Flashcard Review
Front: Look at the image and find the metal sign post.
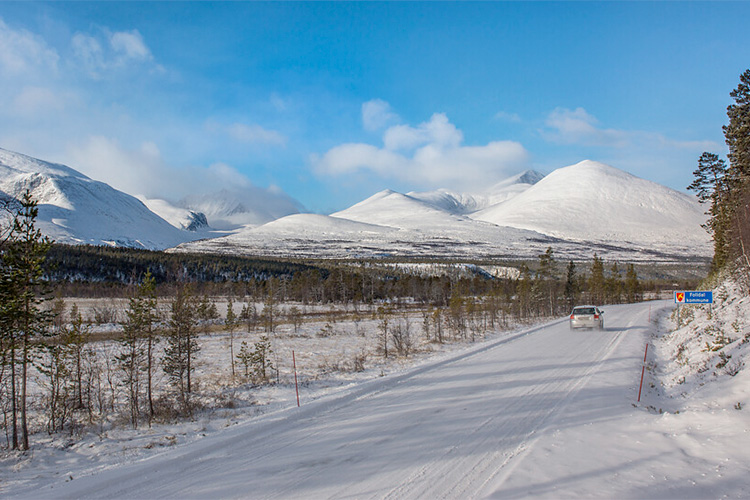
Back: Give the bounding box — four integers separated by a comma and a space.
674, 291, 714, 328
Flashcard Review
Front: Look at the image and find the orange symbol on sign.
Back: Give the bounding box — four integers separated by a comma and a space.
676, 292, 685, 303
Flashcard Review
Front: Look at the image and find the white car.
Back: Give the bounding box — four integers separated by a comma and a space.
569, 305, 604, 330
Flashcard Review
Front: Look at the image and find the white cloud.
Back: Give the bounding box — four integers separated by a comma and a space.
71, 33, 103, 75
542, 107, 718, 152
72, 28, 159, 78
270, 93, 290, 111
227, 123, 287, 147
110, 30, 152, 62
315, 108, 530, 190
65, 136, 302, 215
0, 18, 59, 76
11, 86, 67, 115
314, 143, 407, 178
383, 113, 463, 151
362, 99, 399, 132
494, 111, 522, 123
543, 107, 629, 148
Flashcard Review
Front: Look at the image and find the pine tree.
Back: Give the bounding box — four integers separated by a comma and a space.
534, 247, 557, 315
0, 191, 53, 449
139, 272, 158, 426
250, 335, 274, 383
163, 284, 199, 413
723, 69, 750, 269
724, 69, 750, 182
118, 291, 148, 428
64, 304, 91, 411
688, 152, 732, 269
262, 286, 279, 333
236, 341, 252, 378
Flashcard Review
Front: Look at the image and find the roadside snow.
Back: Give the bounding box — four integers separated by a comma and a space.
2, 279, 749, 498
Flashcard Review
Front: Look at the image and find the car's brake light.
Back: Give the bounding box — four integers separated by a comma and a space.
594, 314, 599, 319
570, 314, 575, 319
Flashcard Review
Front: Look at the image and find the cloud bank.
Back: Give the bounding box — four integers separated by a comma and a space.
66, 137, 302, 218
542, 107, 717, 151
315, 102, 530, 191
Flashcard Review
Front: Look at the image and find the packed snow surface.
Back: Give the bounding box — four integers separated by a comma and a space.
8, 300, 749, 499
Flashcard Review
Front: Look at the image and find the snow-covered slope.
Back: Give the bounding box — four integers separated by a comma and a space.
137, 196, 210, 232
332, 189, 470, 230
473, 160, 710, 250
0, 148, 200, 250
408, 169, 545, 214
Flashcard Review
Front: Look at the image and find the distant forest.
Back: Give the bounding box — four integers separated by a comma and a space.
42, 243, 699, 305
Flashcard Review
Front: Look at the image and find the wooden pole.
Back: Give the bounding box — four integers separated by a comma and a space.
637, 344, 649, 402
293, 350, 300, 407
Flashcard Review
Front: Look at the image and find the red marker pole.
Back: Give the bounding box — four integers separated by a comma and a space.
637, 344, 649, 402
293, 350, 300, 407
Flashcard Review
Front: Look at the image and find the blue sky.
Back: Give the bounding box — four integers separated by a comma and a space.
1, 2, 749, 213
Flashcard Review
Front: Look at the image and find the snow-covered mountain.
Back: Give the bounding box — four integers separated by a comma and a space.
0, 147, 711, 261
177, 161, 711, 262
472, 160, 708, 247
0, 148, 202, 250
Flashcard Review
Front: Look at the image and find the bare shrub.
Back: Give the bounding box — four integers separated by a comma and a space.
352, 350, 368, 372
391, 317, 413, 357
92, 305, 119, 324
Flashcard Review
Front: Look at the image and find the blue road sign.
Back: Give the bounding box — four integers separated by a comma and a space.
674, 291, 713, 304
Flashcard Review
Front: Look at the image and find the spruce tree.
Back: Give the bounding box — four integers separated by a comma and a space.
588, 253, 606, 305
625, 264, 641, 303
563, 261, 580, 310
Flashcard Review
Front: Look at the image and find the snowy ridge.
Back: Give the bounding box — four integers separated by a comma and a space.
0, 148, 201, 250
137, 196, 210, 232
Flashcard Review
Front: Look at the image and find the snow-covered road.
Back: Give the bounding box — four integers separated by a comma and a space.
20, 302, 690, 499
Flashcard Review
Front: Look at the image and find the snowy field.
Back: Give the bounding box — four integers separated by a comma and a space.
3, 288, 749, 499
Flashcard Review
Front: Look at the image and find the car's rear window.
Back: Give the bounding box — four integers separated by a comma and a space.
573, 307, 596, 315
